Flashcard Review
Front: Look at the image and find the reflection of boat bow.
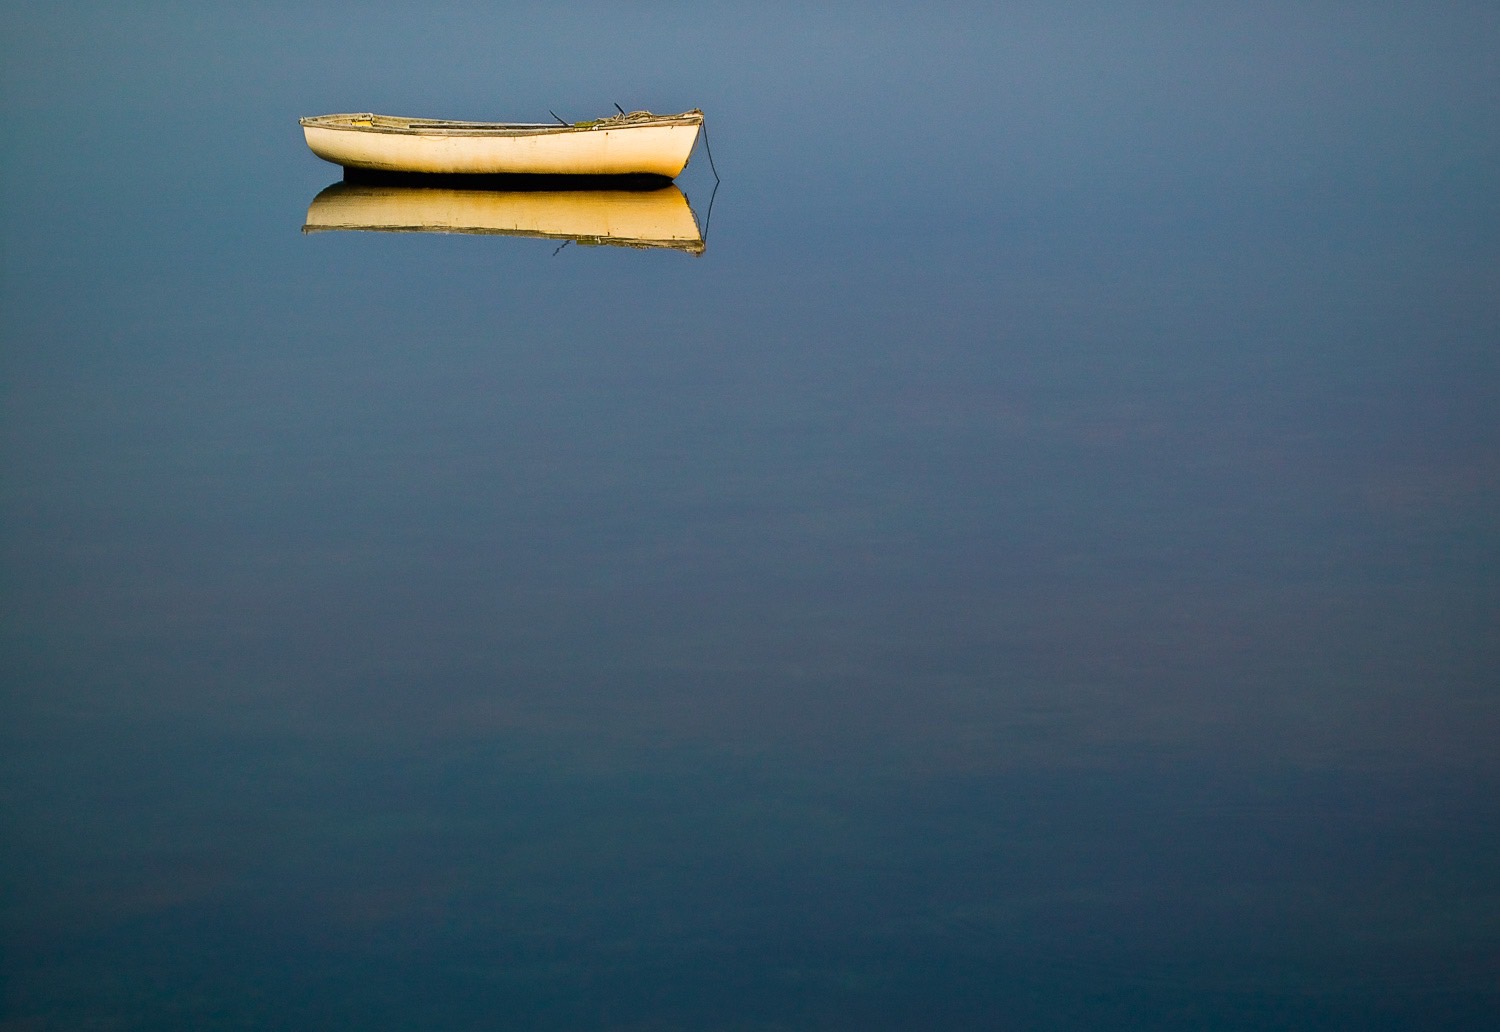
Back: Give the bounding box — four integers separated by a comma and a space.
302, 182, 705, 254
300, 110, 703, 179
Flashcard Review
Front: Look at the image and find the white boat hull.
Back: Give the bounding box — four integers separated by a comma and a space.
300, 111, 703, 178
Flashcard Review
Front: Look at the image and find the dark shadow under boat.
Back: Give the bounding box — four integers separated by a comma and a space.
340, 166, 678, 191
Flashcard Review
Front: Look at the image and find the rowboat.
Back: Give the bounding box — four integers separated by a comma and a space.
299, 109, 703, 179
302, 182, 705, 254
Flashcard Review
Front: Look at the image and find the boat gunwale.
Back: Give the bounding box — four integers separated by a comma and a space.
300, 111, 704, 137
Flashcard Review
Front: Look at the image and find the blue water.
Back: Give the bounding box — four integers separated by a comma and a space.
3, 4, 1497, 1029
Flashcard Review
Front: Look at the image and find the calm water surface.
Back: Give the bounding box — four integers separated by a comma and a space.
3, 5, 1497, 1029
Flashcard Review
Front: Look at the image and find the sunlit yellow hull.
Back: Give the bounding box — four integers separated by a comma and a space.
300, 111, 703, 178
302, 182, 705, 254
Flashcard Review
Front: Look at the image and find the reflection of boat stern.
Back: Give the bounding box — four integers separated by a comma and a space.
302, 181, 705, 254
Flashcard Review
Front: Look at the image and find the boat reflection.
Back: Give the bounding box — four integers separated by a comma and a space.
302, 179, 705, 254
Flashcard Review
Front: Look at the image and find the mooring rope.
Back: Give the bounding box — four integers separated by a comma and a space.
699, 118, 721, 185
